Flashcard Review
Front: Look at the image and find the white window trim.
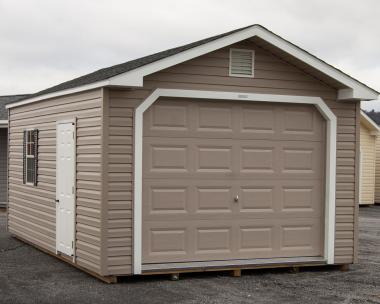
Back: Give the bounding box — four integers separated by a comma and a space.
24, 129, 36, 185
25, 156, 35, 185
229, 48, 255, 78
133, 88, 337, 274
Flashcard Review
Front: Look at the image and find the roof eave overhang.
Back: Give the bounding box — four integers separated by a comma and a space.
7, 25, 379, 110
0, 120, 8, 128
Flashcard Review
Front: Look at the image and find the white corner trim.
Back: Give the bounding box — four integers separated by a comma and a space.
6, 80, 109, 109
133, 88, 337, 274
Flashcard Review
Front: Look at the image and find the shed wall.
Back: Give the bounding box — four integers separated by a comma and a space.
105, 40, 359, 275
0, 128, 7, 205
374, 136, 380, 203
359, 124, 376, 204
7, 89, 104, 274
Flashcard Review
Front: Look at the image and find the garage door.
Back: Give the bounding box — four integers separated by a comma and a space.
142, 98, 325, 264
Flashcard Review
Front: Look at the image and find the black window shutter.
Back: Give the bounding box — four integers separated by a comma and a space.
23, 130, 26, 184
33, 129, 38, 186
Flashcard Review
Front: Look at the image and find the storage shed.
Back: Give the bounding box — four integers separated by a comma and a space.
6, 25, 379, 281
0, 95, 29, 207
375, 127, 380, 204
359, 111, 380, 205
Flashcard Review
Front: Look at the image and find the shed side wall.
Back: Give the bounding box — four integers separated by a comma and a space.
359, 124, 376, 204
0, 128, 7, 205
105, 40, 358, 275
374, 136, 380, 203
7, 89, 104, 274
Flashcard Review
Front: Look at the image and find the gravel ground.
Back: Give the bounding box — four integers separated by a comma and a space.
1, 206, 380, 304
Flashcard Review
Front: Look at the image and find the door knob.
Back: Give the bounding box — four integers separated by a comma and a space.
234, 195, 239, 202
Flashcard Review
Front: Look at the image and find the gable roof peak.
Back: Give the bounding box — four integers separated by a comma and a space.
8, 24, 378, 109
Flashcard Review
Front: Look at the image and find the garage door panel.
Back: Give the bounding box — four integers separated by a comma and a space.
148, 144, 189, 173
143, 226, 189, 261
143, 138, 324, 180
239, 226, 274, 252
279, 142, 324, 177
142, 219, 322, 263
144, 99, 325, 142
240, 103, 277, 135
196, 103, 234, 133
143, 99, 191, 133
143, 179, 323, 220
196, 145, 233, 173
280, 219, 322, 254
142, 98, 325, 265
279, 105, 325, 138
196, 187, 234, 213
147, 187, 189, 215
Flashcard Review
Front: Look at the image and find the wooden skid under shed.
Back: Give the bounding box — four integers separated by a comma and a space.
11, 234, 351, 282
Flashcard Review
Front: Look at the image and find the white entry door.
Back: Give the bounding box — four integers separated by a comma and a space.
56, 121, 76, 256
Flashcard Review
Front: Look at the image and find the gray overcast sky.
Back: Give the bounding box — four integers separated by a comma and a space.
0, 0, 379, 109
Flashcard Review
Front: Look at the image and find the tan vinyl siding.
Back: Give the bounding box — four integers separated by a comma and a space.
375, 136, 380, 203
104, 90, 133, 275
359, 124, 376, 204
7, 89, 104, 274
105, 40, 358, 275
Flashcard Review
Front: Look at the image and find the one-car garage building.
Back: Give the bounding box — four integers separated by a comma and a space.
6, 25, 379, 281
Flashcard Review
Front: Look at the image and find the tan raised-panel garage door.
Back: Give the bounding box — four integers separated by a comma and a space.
142, 98, 326, 264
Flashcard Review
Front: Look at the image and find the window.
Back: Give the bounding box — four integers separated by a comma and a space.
229, 48, 255, 77
23, 129, 38, 185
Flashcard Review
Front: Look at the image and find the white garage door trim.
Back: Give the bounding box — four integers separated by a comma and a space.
133, 88, 337, 274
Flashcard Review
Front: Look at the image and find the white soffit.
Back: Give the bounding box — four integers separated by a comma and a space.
7, 25, 379, 109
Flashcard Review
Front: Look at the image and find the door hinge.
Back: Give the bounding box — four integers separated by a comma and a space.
72, 132, 75, 140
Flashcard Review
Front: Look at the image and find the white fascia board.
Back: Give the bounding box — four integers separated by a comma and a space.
6, 80, 109, 109
109, 25, 378, 101
361, 110, 380, 133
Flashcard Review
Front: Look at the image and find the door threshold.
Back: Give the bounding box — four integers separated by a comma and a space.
142, 256, 326, 273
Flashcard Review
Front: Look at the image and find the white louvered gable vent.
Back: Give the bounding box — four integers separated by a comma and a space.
229, 49, 254, 77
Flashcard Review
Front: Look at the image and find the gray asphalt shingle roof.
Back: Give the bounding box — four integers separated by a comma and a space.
22, 25, 252, 101
0, 95, 30, 120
